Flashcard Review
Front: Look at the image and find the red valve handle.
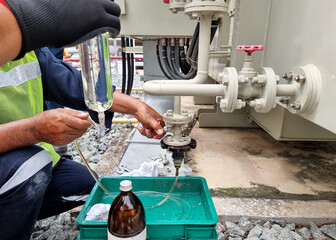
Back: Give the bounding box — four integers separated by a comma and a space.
236, 45, 264, 54
163, 0, 170, 3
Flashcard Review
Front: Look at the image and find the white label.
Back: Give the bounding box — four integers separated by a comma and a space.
108, 227, 146, 240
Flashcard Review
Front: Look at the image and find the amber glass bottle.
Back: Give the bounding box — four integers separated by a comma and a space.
107, 180, 146, 239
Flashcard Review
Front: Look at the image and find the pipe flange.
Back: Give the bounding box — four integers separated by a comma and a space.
163, 111, 192, 125
254, 67, 277, 113
220, 67, 239, 113
162, 135, 192, 147
184, 1, 228, 19
285, 64, 322, 115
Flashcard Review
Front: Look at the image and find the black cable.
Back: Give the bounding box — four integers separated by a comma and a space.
170, 39, 181, 76
170, 38, 196, 79
186, 19, 221, 70
162, 39, 182, 79
179, 39, 191, 74
210, 19, 221, 42
179, 38, 197, 78
125, 38, 131, 95
126, 38, 134, 95
121, 37, 126, 94
156, 39, 172, 79
186, 22, 199, 67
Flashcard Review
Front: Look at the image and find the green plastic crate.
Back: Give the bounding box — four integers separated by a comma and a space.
77, 176, 218, 240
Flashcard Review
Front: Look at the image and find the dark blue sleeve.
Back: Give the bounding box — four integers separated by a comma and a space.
35, 48, 114, 128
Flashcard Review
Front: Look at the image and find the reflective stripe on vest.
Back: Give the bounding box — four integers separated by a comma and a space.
0, 51, 60, 167
0, 150, 52, 195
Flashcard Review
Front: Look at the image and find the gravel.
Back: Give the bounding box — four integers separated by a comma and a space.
217, 218, 336, 240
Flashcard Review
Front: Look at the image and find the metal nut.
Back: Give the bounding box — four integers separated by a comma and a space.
166, 110, 174, 116
290, 102, 301, 110
217, 72, 224, 83
282, 72, 293, 80
222, 76, 230, 86
220, 99, 228, 110
279, 97, 290, 104
235, 99, 246, 109
295, 75, 306, 83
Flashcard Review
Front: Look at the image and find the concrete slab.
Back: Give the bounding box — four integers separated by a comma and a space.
214, 197, 336, 225
188, 126, 336, 195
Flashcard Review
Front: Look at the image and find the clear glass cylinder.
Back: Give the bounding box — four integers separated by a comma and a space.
78, 33, 113, 113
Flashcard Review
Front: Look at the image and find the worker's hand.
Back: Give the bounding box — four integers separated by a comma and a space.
135, 103, 165, 139
4, 0, 121, 59
33, 108, 91, 145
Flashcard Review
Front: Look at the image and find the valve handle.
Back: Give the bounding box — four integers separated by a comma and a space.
163, 0, 170, 3
236, 45, 264, 54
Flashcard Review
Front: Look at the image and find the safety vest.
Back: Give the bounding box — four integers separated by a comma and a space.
0, 51, 61, 167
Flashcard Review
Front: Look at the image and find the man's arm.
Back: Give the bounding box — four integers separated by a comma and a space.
37, 48, 165, 138
110, 92, 165, 139
0, 109, 91, 153
1, 0, 120, 61
0, 4, 21, 66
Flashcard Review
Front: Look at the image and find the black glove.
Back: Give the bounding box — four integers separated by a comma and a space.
4, 0, 121, 59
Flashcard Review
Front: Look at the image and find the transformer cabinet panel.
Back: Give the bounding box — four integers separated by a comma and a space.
117, 0, 196, 38
233, 0, 336, 140
249, 106, 336, 141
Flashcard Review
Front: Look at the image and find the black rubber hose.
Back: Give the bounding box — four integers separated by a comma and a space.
125, 38, 132, 95
170, 39, 181, 76
186, 22, 199, 67
186, 19, 221, 70
189, 37, 199, 70
179, 39, 191, 74
162, 39, 181, 79
156, 40, 172, 80
210, 19, 221, 42
126, 38, 134, 95
170, 39, 196, 79
121, 37, 127, 94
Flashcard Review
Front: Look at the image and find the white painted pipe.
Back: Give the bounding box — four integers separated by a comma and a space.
276, 85, 298, 97
143, 83, 225, 96
143, 14, 214, 96
174, 96, 181, 114
195, 14, 212, 84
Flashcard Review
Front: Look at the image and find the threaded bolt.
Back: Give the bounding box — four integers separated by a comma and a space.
295, 75, 306, 83
282, 72, 293, 80
279, 97, 289, 104
290, 102, 301, 110
166, 110, 174, 116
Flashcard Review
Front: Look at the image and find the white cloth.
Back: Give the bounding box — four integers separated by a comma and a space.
85, 203, 111, 221
123, 161, 165, 177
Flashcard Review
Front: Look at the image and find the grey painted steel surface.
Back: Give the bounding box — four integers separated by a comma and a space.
118, 0, 196, 38
223, 0, 336, 140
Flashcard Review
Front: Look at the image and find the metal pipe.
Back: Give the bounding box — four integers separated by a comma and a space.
276, 85, 298, 97
196, 15, 212, 83
143, 14, 216, 96
143, 83, 225, 96
174, 96, 181, 114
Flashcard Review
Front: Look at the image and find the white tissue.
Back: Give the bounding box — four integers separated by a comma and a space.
85, 203, 111, 221
123, 161, 165, 177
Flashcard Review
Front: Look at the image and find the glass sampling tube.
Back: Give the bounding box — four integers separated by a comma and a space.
78, 33, 113, 136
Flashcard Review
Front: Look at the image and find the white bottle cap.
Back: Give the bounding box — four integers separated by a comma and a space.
120, 180, 132, 192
